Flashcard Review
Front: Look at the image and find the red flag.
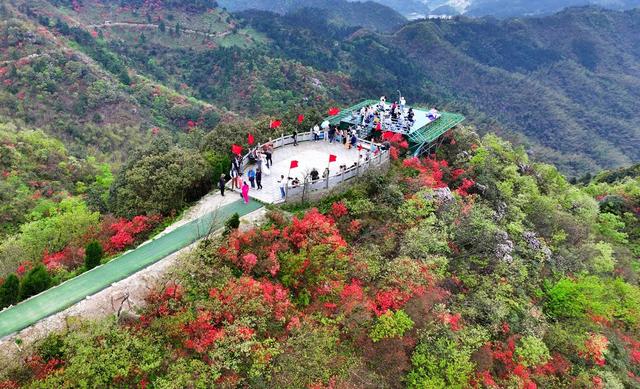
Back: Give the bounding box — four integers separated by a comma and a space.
328, 107, 340, 116
329, 154, 337, 163
248, 133, 255, 145
270, 120, 282, 129
357, 145, 363, 152
297, 114, 304, 124
290, 160, 299, 169
231, 144, 242, 155
382, 131, 394, 140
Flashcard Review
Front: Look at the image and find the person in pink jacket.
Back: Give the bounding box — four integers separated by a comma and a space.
241, 181, 250, 204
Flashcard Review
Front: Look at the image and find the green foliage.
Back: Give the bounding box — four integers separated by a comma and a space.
369, 310, 414, 342
84, 241, 103, 270
18, 197, 100, 261
0, 274, 20, 308
109, 141, 210, 217
407, 326, 489, 389
270, 324, 357, 388
545, 276, 640, 326
34, 319, 164, 388
597, 213, 628, 243
224, 212, 240, 235
18, 264, 51, 300
515, 335, 550, 367
590, 241, 616, 274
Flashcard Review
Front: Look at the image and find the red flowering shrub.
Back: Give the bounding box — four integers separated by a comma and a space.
330, 202, 348, 219
16, 261, 32, 276
221, 208, 348, 285
456, 178, 476, 197
42, 246, 84, 271
182, 310, 225, 353
102, 215, 161, 254
581, 333, 608, 366
24, 355, 64, 380
439, 312, 462, 331
209, 276, 294, 325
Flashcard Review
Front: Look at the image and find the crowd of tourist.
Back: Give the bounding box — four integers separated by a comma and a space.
222, 100, 416, 202
347, 96, 440, 135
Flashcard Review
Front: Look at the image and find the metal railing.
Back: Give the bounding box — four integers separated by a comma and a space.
237, 131, 390, 203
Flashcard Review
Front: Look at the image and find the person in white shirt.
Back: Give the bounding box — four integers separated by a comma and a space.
400, 96, 406, 112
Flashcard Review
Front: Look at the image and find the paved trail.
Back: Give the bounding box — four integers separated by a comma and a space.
0, 198, 262, 339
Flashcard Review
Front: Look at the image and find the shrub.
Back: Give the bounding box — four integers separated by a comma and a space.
84, 241, 103, 270
0, 274, 20, 308
19, 264, 51, 300
544, 276, 640, 326
369, 310, 414, 342
224, 213, 240, 235
515, 335, 550, 367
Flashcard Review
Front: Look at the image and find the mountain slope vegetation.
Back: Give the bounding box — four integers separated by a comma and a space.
2, 126, 639, 388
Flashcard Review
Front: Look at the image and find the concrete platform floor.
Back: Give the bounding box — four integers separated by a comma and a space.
236, 139, 363, 204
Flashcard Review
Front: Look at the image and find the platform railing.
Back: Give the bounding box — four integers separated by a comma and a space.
235, 131, 389, 203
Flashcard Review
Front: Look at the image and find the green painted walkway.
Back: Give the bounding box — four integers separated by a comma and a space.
0, 199, 263, 339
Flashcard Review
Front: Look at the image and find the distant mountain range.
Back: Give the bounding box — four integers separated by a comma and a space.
343, 0, 640, 18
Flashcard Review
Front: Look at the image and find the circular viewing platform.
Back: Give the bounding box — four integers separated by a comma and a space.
236, 132, 390, 204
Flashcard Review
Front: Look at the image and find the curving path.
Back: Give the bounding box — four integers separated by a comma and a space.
0, 199, 262, 339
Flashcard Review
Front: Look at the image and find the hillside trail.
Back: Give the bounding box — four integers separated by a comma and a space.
87, 21, 237, 39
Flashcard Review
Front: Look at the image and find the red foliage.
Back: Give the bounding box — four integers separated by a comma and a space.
0, 381, 19, 389
103, 215, 161, 254
439, 312, 462, 331
580, 333, 608, 366
402, 157, 447, 189
42, 246, 84, 271
25, 355, 63, 380
16, 261, 31, 276
209, 276, 293, 324
369, 288, 411, 316
330, 202, 348, 219
182, 310, 225, 353
534, 353, 571, 376
456, 178, 476, 197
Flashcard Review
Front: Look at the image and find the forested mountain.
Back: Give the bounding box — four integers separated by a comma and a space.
2, 1, 639, 175
217, 0, 407, 32
229, 6, 640, 175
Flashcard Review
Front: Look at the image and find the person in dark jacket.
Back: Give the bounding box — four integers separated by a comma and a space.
218, 173, 226, 196
256, 168, 263, 190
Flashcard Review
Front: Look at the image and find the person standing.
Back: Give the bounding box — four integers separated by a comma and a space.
241, 181, 250, 204
278, 175, 286, 199
248, 168, 256, 188
256, 168, 263, 190
230, 167, 238, 190
265, 142, 273, 168
218, 173, 226, 196
292, 130, 298, 146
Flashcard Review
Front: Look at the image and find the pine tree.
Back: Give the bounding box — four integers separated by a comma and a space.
0, 274, 20, 309
85, 241, 104, 270
19, 265, 51, 300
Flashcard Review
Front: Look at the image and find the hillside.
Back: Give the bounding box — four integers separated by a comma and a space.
2, 126, 639, 388
217, 0, 407, 32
